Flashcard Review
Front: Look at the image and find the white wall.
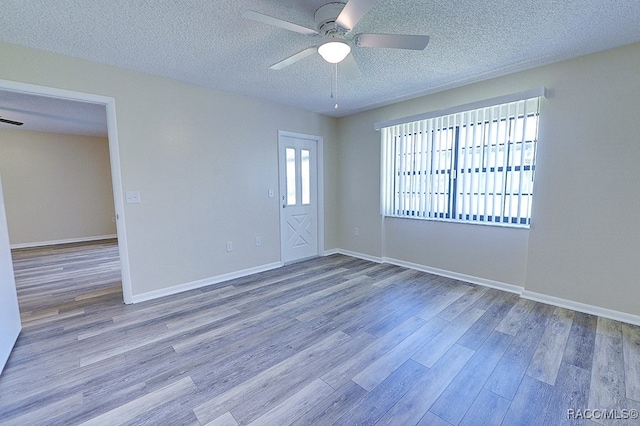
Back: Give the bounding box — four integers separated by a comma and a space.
524, 44, 640, 316
0, 41, 339, 298
336, 77, 533, 288
0, 129, 116, 246
337, 42, 640, 317
0, 175, 21, 373
2, 39, 638, 320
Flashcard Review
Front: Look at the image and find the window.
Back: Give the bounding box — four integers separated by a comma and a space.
380, 94, 542, 227
301, 149, 311, 205
285, 147, 311, 206
285, 147, 296, 205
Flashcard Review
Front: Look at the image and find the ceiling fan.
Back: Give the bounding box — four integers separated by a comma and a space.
0, 116, 23, 126
243, 0, 430, 79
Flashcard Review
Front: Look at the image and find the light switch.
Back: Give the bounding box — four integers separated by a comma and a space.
125, 191, 141, 204
268, 189, 274, 198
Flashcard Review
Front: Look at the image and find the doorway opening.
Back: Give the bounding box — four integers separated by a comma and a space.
0, 78, 132, 305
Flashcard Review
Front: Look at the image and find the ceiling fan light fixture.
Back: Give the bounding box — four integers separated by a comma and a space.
318, 41, 351, 64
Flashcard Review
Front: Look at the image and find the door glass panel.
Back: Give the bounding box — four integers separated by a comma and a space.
286, 148, 296, 205
301, 149, 310, 205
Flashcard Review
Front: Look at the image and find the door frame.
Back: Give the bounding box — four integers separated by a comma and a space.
0, 78, 133, 304
0, 175, 21, 374
277, 130, 324, 263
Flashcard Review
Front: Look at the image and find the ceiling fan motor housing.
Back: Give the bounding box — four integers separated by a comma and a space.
315, 3, 347, 37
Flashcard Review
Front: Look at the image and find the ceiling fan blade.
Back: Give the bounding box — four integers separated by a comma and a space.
355, 34, 430, 50
341, 53, 362, 80
336, 0, 376, 30
243, 10, 318, 35
269, 47, 318, 70
0, 117, 24, 126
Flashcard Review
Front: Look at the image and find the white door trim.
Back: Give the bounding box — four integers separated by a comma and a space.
0, 175, 21, 374
0, 78, 133, 304
278, 130, 324, 263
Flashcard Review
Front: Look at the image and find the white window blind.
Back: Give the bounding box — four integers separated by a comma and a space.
380, 93, 542, 227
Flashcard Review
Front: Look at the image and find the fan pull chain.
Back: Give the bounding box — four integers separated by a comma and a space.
330, 65, 335, 100
332, 63, 339, 109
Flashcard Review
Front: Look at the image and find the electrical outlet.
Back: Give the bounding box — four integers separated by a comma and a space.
125, 191, 141, 204
255, 236, 262, 247
226, 241, 233, 252
355, 227, 360, 236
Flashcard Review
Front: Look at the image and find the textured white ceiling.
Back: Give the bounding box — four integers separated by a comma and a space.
1, 0, 640, 133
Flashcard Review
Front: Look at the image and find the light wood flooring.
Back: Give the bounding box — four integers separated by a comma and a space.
1, 240, 639, 425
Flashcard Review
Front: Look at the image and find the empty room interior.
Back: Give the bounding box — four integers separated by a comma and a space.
1, 0, 640, 424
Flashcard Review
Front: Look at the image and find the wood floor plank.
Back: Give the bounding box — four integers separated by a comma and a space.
459, 388, 511, 426
436, 284, 488, 321
589, 318, 628, 425
543, 361, 591, 426
289, 381, 368, 426
79, 376, 197, 426
173, 274, 369, 354
483, 309, 547, 400
371, 268, 423, 288
625, 399, 640, 425
21, 307, 85, 328
0, 353, 129, 411
363, 301, 424, 337
429, 331, 513, 424
204, 411, 238, 426
376, 343, 475, 426
622, 323, 640, 401
79, 323, 175, 367
1, 393, 84, 426
20, 307, 59, 322
352, 316, 448, 391
321, 284, 415, 338
495, 297, 536, 336
502, 375, 556, 425
563, 311, 598, 371
247, 378, 334, 426
294, 274, 380, 323
456, 291, 518, 350
2, 241, 638, 425
417, 411, 453, 426
412, 307, 485, 367
334, 359, 428, 425
412, 277, 472, 322
320, 315, 427, 389
193, 331, 351, 424
165, 306, 241, 333
75, 284, 122, 301
526, 306, 575, 385
228, 332, 375, 424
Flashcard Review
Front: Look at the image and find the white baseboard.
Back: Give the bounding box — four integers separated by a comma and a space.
330, 248, 640, 326
522, 290, 640, 327
131, 261, 283, 304
322, 248, 340, 256
332, 249, 383, 264
383, 256, 524, 295
11, 234, 117, 249
329, 249, 521, 294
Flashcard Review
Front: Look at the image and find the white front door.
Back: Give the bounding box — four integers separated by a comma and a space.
279, 133, 319, 263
